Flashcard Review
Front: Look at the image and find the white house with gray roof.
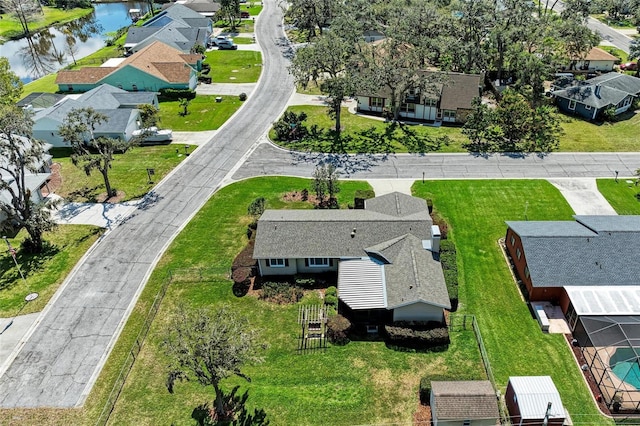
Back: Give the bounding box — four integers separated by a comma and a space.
32, 84, 158, 147
253, 192, 451, 323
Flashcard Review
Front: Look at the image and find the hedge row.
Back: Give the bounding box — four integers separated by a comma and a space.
158, 88, 196, 101
384, 324, 450, 350
440, 239, 458, 311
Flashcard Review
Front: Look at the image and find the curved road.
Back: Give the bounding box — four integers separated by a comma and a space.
0, 0, 294, 408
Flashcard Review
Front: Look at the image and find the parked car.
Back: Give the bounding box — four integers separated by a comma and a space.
620, 62, 638, 71
211, 35, 230, 46
132, 127, 173, 144
240, 11, 250, 18
217, 39, 238, 50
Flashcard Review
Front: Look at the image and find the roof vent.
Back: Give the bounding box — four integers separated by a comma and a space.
351, 228, 356, 238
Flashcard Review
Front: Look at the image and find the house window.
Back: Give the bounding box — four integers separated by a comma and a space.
510, 235, 516, 246
267, 258, 287, 267
516, 248, 521, 260
424, 98, 437, 106
400, 103, 416, 113
132, 84, 138, 92
524, 266, 530, 279
308, 257, 329, 267
585, 105, 592, 110
442, 110, 456, 119
67, 85, 73, 91
568, 100, 576, 110
404, 89, 419, 103
463, 421, 471, 426
624, 97, 632, 107
370, 97, 384, 108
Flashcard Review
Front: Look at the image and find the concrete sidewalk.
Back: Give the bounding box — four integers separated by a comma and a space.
52, 200, 140, 229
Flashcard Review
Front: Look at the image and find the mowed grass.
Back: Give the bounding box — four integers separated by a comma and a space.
204, 50, 262, 83
158, 95, 243, 131
0, 225, 103, 318
413, 180, 613, 426
102, 177, 485, 425
277, 105, 640, 153
51, 145, 186, 202
21, 74, 58, 96
0, 7, 92, 40
597, 178, 640, 214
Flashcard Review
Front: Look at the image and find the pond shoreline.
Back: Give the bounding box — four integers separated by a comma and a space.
0, 6, 94, 43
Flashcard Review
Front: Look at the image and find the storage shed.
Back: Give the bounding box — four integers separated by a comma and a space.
506, 376, 566, 426
430, 380, 500, 426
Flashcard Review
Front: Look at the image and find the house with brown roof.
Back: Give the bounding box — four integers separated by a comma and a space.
55, 41, 202, 93
430, 380, 500, 426
356, 71, 483, 124
566, 46, 618, 72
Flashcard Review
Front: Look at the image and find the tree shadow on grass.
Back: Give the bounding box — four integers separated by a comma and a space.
191, 386, 269, 426
0, 242, 59, 291
67, 185, 103, 203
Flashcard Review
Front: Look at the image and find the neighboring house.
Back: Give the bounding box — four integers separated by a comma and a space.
0, 136, 52, 230
566, 46, 618, 72
356, 72, 483, 124
362, 30, 385, 43
16, 93, 65, 112
161, 0, 221, 17
505, 215, 640, 329
552, 73, 640, 120
55, 41, 202, 93
253, 192, 451, 323
33, 84, 158, 147
125, 4, 213, 54
430, 381, 500, 426
505, 376, 566, 426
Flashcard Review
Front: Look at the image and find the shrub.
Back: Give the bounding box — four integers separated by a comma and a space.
384, 324, 450, 349
324, 294, 338, 307
232, 267, 251, 284
273, 111, 308, 141
248, 197, 266, 217
239, 92, 247, 101
601, 105, 617, 122
431, 211, 449, 240
260, 281, 303, 304
294, 275, 315, 287
426, 198, 433, 213
325, 286, 337, 297
440, 239, 458, 311
301, 188, 309, 201
327, 314, 351, 345
158, 88, 196, 101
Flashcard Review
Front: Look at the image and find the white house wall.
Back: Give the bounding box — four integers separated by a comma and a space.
574, 59, 615, 72
258, 258, 298, 275
295, 258, 337, 274
393, 302, 443, 322
33, 117, 67, 147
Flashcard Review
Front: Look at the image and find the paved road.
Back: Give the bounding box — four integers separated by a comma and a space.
554, 0, 632, 53
0, 0, 294, 408
233, 144, 640, 180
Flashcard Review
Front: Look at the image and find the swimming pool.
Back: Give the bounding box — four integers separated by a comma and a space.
610, 348, 640, 390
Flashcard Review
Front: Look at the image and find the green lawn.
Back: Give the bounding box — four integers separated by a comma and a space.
98, 177, 485, 425
277, 104, 640, 153
232, 36, 255, 44
51, 145, 187, 203
0, 6, 92, 40
413, 180, 612, 425
597, 178, 640, 214
21, 73, 58, 96
598, 45, 628, 63
272, 105, 467, 153
204, 50, 262, 83
0, 225, 103, 318
158, 95, 243, 131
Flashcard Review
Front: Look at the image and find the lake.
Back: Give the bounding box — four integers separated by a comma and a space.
0, 1, 148, 82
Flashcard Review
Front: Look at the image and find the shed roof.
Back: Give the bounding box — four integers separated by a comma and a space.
431, 381, 499, 420
508, 376, 565, 420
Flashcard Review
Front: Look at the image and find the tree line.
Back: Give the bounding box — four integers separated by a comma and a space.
288, 0, 602, 153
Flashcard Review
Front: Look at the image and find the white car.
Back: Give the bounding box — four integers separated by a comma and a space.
132, 127, 173, 144
211, 35, 230, 46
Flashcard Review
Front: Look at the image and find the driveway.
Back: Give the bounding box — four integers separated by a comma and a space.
549, 178, 618, 215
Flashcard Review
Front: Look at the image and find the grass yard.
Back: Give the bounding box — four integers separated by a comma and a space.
598, 45, 628, 63
51, 145, 186, 202
272, 105, 468, 153
158, 95, 243, 131
0, 225, 103, 318
0, 7, 92, 40
558, 112, 640, 151
232, 36, 255, 44
413, 180, 613, 426
597, 178, 640, 214
98, 177, 485, 425
204, 50, 262, 83
21, 73, 58, 96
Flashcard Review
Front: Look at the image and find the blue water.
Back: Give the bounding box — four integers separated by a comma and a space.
0, 1, 146, 81
610, 348, 640, 389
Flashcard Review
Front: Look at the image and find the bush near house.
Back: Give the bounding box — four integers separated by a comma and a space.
158, 88, 196, 101
260, 280, 303, 304
327, 314, 351, 345
384, 322, 450, 350
440, 239, 458, 311
353, 189, 375, 209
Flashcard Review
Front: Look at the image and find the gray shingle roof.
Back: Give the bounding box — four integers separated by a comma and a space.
16, 92, 65, 109
552, 73, 640, 108
508, 216, 640, 288
93, 109, 138, 133
431, 381, 500, 421
382, 234, 450, 309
